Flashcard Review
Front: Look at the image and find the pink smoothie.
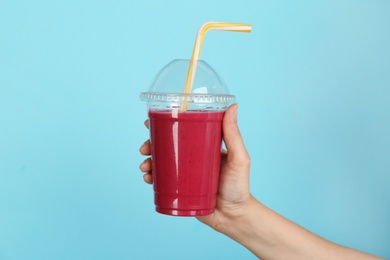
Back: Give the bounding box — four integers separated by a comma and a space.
148, 110, 225, 216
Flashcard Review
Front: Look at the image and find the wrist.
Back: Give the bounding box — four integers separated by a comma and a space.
217, 195, 266, 240
216, 196, 281, 258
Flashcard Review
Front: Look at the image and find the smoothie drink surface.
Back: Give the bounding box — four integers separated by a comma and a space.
149, 109, 224, 216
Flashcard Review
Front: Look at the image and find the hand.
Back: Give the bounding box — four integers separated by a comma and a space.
139, 105, 384, 259
139, 104, 252, 232
195, 104, 252, 231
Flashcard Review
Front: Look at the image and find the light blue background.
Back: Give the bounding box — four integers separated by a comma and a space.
1, 0, 389, 259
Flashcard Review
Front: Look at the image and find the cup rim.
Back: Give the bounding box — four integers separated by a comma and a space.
139, 92, 236, 104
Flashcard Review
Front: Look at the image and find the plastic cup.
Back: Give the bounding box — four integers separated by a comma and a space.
140, 59, 235, 216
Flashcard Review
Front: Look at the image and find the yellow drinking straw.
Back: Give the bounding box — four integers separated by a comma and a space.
181, 21, 252, 111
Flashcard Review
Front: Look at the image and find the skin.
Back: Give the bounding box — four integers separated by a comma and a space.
139, 104, 383, 260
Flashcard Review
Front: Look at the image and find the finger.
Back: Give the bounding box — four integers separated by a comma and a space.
222, 104, 250, 167
144, 119, 149, 129
140, 157, 153, 184
139, 139, 151, 155
139, 157, 152, 172
143, 173, 153, 184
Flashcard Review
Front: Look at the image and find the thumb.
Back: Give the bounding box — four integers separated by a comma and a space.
223, 104, 250, 166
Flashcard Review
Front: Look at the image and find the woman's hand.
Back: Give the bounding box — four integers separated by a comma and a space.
138, 104, 252, 231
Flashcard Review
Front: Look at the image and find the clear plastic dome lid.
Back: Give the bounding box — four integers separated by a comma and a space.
140, 59, 235, 110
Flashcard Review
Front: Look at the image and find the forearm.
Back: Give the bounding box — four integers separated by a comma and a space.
219, 196, 382, 260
